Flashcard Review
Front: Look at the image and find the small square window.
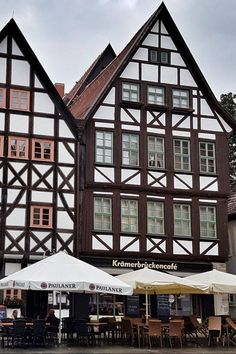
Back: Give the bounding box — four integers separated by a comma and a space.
172, 89, 189, 109
160, 51, 169, 64
122, 83, 139, 102
32, 139, 54, 161
30, 205, 53, 228
150, 50, 158, 63
147, 86, 165, 105
10, 89, 30, 111
8, 136, 28, 159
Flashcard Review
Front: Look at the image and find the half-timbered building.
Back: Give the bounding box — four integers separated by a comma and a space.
0, 19, 78, 315
68, 3, 236, 316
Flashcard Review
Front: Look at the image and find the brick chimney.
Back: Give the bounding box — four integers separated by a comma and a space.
54, 83, 65, 98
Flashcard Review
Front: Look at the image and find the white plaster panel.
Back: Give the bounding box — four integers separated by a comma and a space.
9, 114, 29, 133
132, 48, 148, 61
180, 69, 197, 87
160, 21, 168, 34
193, 117, 198, 130
124, 173, 140, 185
120, 236, 139, 252
178, 117, 191, 129
92, 234, 113, 250
34, 92, 55, 114
193, 98, 198, 115
32, 164, 53, 186
95, 122, 114, 129
201, 118, 223, 132
174, 174, 192, 189
160, 36, 176, 50
216, 114, 232, 133
172, 130, 190, 137
57, 240, 73, 253
34, 75, 44, 89
31, 191, 53, 203
198, 133, 215, 140
59, 119, 74, 138
121, 169, 139, 182
103, 87, 115, 104
7, 162, 28, 185
141, 63, 158, 82
95, 167, 114, 183
147, 239, 166, 253
7, 189, 26, 204
93, 105, 115, 120
200, 242, 218, 255
201, 99, 214, 116
174, 240, 192, 254
171, 52, 186, 67
172, 114, 184, 127
121, 124, 140, 131
120, 62, 139, 80
121, 108, 140, 123
147, 127, 165, 134
158, 114, 166, 126
5, 262, 21, 276
200, 177, 218, 191
6, 208, 25, 226
58, 193, 74, 208
151, 20, 159, 33
160, 66, 177, 84
142, 33, 158, 47
0, 113, 5, 130
11, 60, 30, 86
34, 116, 54, 136
57, 211, 73, 229
12, 39, 23, 56
0, 58, 6, 83
58, 142, 74, 164
121, 109, 134, 123
0, 37, 7, 53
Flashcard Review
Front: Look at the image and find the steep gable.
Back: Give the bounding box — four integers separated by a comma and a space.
69, 3, 235, 131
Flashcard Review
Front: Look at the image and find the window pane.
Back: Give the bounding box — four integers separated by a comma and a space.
95, 131, 113, 164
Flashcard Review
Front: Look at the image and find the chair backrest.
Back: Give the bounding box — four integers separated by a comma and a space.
208, 316, 221, 331
13, 320, 26, 336
226, 317, 236, 330
168, 320, 183, 337
189, 315, 200, 328
148, 320, 162, 336
121, 318, 132, 335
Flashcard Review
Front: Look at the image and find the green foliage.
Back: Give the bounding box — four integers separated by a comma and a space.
3, 297, 24, 307
220, 92, 236, 179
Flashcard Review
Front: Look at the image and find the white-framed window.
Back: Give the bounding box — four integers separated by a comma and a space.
147, 86, 165, 105
200, 206, 217, 238
95, 131, 113, 164
174, 204, 191, 237
148, 136, 165, 168
121, 199, 138, 233
10, 89, 30, 111
122, 133, 139, 166
94, 197, 112, 231
172, 89, 189, 109
147, 201, 164, 234
174, 139, 191, 171
199, 142, 216, 174
122, 83, 139, 102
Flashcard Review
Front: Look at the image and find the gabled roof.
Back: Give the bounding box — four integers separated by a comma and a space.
0, 19, 78, 137
69, 2, 236, 130
64, 43, 116, 107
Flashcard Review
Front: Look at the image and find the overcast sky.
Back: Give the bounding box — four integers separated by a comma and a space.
0, 0, 235, 99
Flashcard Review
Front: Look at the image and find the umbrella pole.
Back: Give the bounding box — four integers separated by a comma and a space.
145, 291, 148, 324
96, 293, 99, 321
58, 291, 62, 344
113, 294, 116, 317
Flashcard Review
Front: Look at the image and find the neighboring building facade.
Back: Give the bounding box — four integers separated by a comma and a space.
68, 4, 236, 316
0, 20, 78, 315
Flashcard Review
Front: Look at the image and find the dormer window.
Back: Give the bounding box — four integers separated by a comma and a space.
122, 83, 139, 102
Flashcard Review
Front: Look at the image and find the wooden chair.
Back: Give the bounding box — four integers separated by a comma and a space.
167, 320, 184, 348
208, 316, 222, 346
144, 319, 162, 348
121, 318, 135, 345
224, 317, 236, 347
185, 315, 207, 345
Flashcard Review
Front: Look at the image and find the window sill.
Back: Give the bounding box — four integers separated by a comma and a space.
200, 237, 218, 241
171, 107, 194, 114
148, 167, 167, 172
199, 173, 218, 177
120, 101, 143, 109
146, 104, 168, 111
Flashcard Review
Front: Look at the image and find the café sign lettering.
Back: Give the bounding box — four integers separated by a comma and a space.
112, 259, 178, 271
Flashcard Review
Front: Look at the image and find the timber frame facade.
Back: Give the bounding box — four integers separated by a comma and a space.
0, 20, 79, 285
68, 3, 236, 272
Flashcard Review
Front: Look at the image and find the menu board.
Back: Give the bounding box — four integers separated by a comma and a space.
126, 295, 140, 317
156, 294, 170, 319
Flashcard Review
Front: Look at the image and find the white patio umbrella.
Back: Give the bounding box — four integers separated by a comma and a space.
0, 251, 132, 342
186, 269, 236, 293
117, 267, 207, 322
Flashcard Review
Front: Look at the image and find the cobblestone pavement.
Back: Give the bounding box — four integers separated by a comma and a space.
1, 345, 236, 354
